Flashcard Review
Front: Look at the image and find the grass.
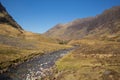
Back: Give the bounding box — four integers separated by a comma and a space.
0, 24, 22, 37
0, 34, 71, 73
45, 39, 120, 80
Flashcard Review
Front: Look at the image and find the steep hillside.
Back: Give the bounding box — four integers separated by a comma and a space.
0, 2, 24, 37
0, 3, 23, 30
44, 6, 120, 41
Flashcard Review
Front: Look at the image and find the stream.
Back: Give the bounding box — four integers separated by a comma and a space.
0, 47, 75, 80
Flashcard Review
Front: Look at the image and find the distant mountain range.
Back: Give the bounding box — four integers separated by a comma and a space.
44, 6, 120, 41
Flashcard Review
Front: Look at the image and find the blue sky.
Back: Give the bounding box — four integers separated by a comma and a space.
0, 0, 120, 33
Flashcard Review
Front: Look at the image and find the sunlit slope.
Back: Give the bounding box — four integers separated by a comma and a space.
45, 39, 120, 80
45, 6, 120, 41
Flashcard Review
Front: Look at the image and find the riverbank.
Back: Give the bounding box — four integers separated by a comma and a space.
44, 39, 120, 80
0, 47, 75, 80
0, 41, 71, 74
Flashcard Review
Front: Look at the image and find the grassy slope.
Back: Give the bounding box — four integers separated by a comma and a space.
0, 37, 71, 72
0, 24, 23, 37
46, 39, 120, 80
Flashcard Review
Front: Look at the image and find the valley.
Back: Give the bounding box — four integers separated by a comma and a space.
0, 2, 71, 75
0, 2, 120, 80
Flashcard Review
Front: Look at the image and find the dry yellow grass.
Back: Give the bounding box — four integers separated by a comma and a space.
0, 42, 71, 71
0, 24, 23, 37
46, 39, 120, 80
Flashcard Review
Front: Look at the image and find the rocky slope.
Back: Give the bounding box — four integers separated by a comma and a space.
44, 6, 120, 41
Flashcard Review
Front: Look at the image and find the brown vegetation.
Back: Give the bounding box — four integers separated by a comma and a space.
44, 6, 120, 40
44, 39, 120, 80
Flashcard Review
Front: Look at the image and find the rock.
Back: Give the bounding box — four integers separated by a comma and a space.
102, 69, 120, 80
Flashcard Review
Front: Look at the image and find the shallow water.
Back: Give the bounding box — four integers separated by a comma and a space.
0, 48, 74, 80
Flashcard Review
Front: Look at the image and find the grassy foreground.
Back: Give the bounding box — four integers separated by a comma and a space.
0, 39, 71, 73
44, 39, 120, 80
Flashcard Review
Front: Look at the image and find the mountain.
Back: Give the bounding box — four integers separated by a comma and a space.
44, 6, 120, 80
44, 6, 120, 41
0, 3, 23, 30
0, 2, 24, 37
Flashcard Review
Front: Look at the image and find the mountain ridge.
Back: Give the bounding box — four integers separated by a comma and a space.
44, 6, 120, 41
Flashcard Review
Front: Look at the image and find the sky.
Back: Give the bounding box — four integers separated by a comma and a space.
0, 0, 120, 33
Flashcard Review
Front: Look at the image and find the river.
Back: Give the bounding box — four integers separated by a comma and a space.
0, 47, 75, 80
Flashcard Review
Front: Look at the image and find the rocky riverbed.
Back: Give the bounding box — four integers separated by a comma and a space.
0, 47, 75, 80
